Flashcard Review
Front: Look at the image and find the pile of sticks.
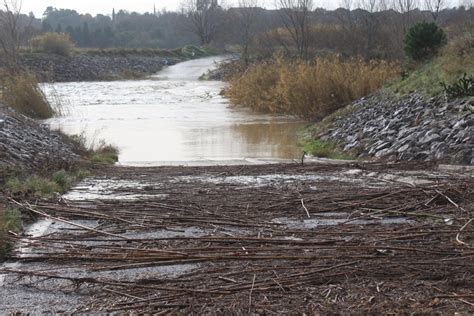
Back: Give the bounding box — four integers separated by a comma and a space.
2, 162, 473, 314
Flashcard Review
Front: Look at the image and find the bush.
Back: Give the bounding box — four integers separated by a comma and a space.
441, 73, 474, 98
226, 56, 399, 120
404, 22, 447, 61
0, 72, 57, 119
30, 32, 75, 57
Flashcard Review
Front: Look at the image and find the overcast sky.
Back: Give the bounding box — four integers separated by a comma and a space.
20, 0, 340, 17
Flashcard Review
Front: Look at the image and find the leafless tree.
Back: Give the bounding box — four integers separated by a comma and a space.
358, 0, 380, 58
424, 0, 449, 20
232, 0, 261, 64
181, 0, 222, 45
0, 0, 24, 73
276, 0, 313, 58
394, 0, 420, 31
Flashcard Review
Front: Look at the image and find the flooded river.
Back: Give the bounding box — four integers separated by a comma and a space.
44, 56, 306, 165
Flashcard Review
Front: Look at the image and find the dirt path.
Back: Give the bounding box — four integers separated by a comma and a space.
1, 161, 473, 314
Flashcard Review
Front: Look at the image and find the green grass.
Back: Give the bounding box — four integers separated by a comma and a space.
391, 35, 474, 96
5, 169, 90, 198
90, 145, 120, 164
0, 208, 22, 261
303, 139, 353, 160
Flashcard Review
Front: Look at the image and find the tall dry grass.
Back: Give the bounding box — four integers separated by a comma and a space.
30, 32, 75, 57
0, 72, 58, 119
226, 56, 400, 120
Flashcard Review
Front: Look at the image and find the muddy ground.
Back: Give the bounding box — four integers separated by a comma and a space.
1, 161, 473, 314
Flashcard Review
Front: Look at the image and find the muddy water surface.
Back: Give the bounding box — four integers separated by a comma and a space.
44, 56, 306, 165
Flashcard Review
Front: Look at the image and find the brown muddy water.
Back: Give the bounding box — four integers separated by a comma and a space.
44, 56, 307, 165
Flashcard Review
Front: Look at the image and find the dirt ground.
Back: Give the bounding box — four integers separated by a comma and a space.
1, 161, 473, 314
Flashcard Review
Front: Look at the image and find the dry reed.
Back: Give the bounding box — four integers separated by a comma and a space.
226, 56, 400, 120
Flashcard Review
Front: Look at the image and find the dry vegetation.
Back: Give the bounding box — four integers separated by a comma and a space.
30, 32, 75, 57
226, 55, 400, 120
0, 72, 58, 119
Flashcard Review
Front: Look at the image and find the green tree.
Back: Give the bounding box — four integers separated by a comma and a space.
404, 22, 447, 61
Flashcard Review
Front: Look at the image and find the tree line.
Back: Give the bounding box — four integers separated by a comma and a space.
1, 0, 473, 60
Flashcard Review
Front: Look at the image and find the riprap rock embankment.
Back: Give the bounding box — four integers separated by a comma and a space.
319, 92, 473, 165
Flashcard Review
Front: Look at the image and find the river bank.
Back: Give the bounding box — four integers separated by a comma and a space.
306, 92, 473, 165
20, 46, 213, 82
0, 104, 79, 172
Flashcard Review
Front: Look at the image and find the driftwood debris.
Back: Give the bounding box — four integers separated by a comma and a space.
1, 162, 473, 314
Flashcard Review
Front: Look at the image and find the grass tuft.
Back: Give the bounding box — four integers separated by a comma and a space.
303, 139, 353, 160
0, 208, 22, 261
0, 72, 59, 119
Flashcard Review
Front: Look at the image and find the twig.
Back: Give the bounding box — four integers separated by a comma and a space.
456, 219, 473, 247
301, 199, 310, 219
249, 274, 256, 313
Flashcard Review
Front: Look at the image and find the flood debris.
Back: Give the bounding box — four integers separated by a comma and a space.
1, 161, 473, 314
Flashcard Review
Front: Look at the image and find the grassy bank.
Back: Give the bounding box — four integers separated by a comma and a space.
392, 35, 474, 96
0, 133, 119, 261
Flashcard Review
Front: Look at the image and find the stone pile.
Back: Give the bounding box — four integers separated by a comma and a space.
320, 92, 473, 165
20, 54, 175, 82
0, 104, 79, 171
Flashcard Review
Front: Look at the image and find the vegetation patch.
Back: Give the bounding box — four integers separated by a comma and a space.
393, 35, 474, 96
30, 32, 75, 57
226, 55, 399, 120
62, 132, 120, 165
5, 169, 89, 198
0, 208, 22, 260
0, 72, 59, 119
303, 139, 353, 160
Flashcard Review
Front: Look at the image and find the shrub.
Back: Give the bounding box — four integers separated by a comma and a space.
226, 56, 399, 120
0, 72, 57, 119
441, 73, 474, 98
30, 32, 75, 57
0, 208, 22, 260
404, 22, 447, 61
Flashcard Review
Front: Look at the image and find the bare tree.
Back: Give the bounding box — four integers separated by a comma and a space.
231, 0, 261, 64
182, 0, 222, 45
0, 0, 24, 73
276, 0, 313, 58
424, 0, 449, 20
394, 0, 420, 31
358, 0, 380, 58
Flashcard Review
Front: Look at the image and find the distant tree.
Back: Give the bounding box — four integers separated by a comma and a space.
55, 23, 62, 33
182, 0, 222, 45
395, 0, 420, 31
404, 21, 447, 60
42, 21, 52, 32
232, 0, 261, 64
277, 0, 314, 59
0, 0, 32, 73
424, 0, 448, 20
82, 22, 90, 46
358, 0, 381, 58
